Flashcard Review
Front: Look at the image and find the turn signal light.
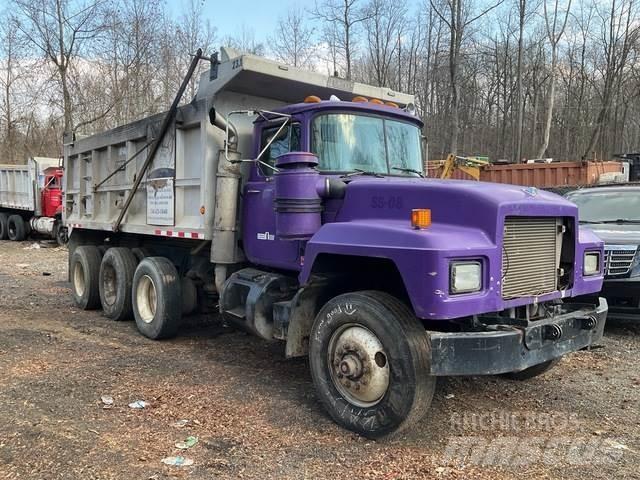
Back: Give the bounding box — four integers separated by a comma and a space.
411, 209, 431, 229
304, 95, 321, 103
352, 96, 368, 102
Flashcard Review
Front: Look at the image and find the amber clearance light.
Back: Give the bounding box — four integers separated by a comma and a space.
411, 209, 431, 229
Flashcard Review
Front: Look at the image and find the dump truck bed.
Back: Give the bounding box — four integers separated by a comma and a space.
63, 48, 414, 240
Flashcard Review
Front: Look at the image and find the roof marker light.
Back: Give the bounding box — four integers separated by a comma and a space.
304, 95, 321, 103
385, 101, 399, 108
352, 96, 368, 103
370, 99, 384, 105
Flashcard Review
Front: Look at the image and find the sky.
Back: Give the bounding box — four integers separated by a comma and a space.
169, 0, 303, 41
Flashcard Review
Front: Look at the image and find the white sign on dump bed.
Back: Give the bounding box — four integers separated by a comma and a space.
146, 124, 176, 226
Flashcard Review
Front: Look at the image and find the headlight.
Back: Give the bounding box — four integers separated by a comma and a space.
584, 252, 600, 276
450, 261, 482, 294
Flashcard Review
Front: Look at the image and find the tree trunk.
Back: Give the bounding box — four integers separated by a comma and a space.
536, 48, 557, 159
515, 0, 525, 162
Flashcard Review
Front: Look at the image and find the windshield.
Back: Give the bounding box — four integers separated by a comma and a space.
311, 113, 423, 175
568, 190, 640, 222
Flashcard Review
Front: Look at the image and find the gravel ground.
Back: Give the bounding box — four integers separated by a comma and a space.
0, 239, 638, 479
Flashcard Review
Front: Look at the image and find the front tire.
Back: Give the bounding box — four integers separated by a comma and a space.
55, 224, 68, 246
99, 248, 137, 321
7, 215, 26, 241
309, 291, 435, 439
132, 257, 182, 339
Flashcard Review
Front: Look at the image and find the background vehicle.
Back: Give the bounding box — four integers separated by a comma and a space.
64, 48, 607, 438
567, 185, 640, 319
0, 157, 67, 244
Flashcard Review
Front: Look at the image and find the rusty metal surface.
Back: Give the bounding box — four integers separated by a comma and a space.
427, 161, 623, 188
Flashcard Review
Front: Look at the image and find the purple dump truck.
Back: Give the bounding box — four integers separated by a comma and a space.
63, 48, 607, 438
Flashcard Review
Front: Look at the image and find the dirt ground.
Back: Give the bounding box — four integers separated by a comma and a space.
0, 239, 638, 480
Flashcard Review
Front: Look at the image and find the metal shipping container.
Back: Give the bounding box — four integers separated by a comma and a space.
427, 160, 623, 187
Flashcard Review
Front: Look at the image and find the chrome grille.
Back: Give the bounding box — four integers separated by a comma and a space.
604, 246, 637, 277
502, 217, 560, 299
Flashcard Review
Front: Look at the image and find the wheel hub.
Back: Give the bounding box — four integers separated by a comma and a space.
328, 325, 390, 407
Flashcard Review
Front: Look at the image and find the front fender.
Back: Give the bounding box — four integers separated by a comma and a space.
300, 219, 496, 319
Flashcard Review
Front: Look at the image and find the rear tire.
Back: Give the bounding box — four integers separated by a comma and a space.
309, 291, 435, 439
502, 359, 559, 380
0, 213, 8, 240
132, 257, 182, 339
7, 215, 26, 241
99, 248, 138, 321
70, 245, 102, 310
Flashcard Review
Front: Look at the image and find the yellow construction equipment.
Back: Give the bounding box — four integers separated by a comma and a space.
440, 154, 490, 180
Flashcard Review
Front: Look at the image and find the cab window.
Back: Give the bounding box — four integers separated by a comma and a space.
258, 122, 301, 175
45, 176, 60, 188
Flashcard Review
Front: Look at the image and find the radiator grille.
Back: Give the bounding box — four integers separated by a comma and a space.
502, 217, 559, 299
604, 246, 637, 277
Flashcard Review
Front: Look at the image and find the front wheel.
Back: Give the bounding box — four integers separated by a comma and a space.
309, 291, 435, 439
55, 224, 68, 246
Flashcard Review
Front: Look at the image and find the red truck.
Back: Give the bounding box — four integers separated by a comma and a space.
0, 157, 67, 244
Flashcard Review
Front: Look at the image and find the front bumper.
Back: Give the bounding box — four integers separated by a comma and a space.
600, 277, 640, 319
428, 298, 608, 376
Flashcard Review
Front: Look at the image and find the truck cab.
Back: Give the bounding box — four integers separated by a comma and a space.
64, 48, 608, 439
41, 167, 64, 219
243, 100, 423, 270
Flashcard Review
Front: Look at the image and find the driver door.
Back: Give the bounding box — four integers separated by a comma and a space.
242, 122, 303, 270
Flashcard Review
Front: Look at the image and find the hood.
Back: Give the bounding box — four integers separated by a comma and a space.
582, 223, 640, 246
335, 177, 578, 239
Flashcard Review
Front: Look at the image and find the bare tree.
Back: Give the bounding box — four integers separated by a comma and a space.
514, 0, 529, 162
0, 13, 24, 162
583, 0, 639, 159
224, 25, 265, 56
270, 6, 317, 69
535, 0, 572, 159
312, 0, 371, 79
176, 0, 217, 99
13, 0, 106, 134
429, 0, 505, 154
363, 0, 408, 87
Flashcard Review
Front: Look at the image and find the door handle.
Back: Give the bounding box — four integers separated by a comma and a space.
246, 190, 261, 194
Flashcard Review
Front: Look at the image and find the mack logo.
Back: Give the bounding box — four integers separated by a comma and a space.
257, 231, 275, 241
522, 186, 538, 197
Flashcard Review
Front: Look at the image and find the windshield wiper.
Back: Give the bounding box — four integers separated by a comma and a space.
600, 219, 640, 224
391, 166, 424, 177
581, 219, 640, 224
341, 169, 385, 179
